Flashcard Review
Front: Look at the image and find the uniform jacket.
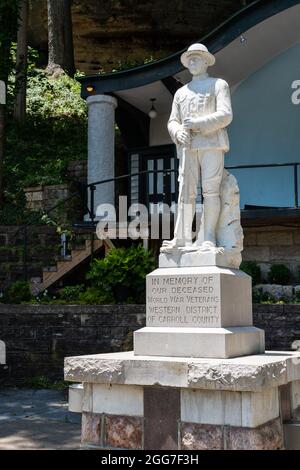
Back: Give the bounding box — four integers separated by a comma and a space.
168, 74, 233, 156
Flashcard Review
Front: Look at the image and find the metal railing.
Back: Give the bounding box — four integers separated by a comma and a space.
16, 161, 300, 282
86, 167, 177, 224
17, 168, 176, 282
15, 186, 85, 282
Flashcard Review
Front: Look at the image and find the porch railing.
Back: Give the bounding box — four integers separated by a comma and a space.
16, 161, 300, 283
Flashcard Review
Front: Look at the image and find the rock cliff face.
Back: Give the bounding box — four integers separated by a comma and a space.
29, 0, 248, 74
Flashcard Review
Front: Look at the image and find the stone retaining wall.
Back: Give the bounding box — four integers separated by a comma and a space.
243, 226, 300, 281
0, 226, 58, 291
0, 303, 299, 380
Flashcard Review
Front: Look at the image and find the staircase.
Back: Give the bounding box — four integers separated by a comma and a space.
31, 237, 115, 294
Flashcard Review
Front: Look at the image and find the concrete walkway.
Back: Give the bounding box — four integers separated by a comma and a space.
0, 388, 81, 450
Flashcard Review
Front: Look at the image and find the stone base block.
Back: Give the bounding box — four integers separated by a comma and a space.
181, 418, 284, 450
65, 351, 300, 449
159, 249, 241, 269
146, 266, 253, 328
134, 326, 265, 359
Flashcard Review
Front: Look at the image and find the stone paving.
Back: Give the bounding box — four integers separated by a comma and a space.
0, 388, 81, 450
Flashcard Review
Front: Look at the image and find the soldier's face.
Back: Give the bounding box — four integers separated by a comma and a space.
188, 55, 207, 75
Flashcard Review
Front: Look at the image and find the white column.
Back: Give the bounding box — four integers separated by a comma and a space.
87, 95, 118, 216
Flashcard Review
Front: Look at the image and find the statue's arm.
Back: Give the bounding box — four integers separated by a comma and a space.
184, 80, 233, 135
199, 79, 233, 135
167, 93, 182, 144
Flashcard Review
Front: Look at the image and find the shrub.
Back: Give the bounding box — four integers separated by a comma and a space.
87, 245, 156, 304
59, 284, 85, 302
6, 281, 32, 304
252, 287, 285, 304
240, 261, 261, 286
0, 46, 88, 225
78, 287, 115, 305
268, 264, 291, 285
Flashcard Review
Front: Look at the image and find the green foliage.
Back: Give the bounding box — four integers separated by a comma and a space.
0, 47, 87, 224
59, 284, 85, 303
295, 290, 300, 302
26, 70, 87, 120
21, 376, 69, 390
240, 261, 261, 286
252, 288, 280, 304
268, 264, 291, 285
78, 286, 115, 305
87, 245, 156, 303
5, 280, 32, 304
31, 289, 58, 304
111, 56, 155, 73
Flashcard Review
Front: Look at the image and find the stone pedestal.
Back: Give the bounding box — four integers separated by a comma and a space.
87, 95, 118, 215
159, 249, 241, 269
134, 265, 264, 359
64, 351, 300, 450
134, 326, 264, 358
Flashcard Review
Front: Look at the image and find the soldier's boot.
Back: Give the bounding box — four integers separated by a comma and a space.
161, 201, 194, 252
201, 195, 222, 250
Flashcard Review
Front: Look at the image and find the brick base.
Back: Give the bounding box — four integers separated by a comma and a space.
81, 413, 284, 450
181, 418, 283, 450
82, 412, 142, 449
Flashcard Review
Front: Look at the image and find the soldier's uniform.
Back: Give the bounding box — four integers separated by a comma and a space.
167, 73, 233, 244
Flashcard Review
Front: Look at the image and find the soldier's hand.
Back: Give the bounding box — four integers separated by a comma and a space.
176, 130, 190, 145
183, 117, 199, 130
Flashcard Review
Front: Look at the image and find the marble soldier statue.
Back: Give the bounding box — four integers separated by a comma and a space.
161, 43, 233, 253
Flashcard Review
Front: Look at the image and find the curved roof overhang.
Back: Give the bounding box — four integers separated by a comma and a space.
78, 0, 300, 101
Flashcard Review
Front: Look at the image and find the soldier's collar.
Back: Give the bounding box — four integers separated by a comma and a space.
192, 72, 209, 81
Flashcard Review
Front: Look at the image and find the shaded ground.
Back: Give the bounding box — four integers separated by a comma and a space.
0, 388, 81, 450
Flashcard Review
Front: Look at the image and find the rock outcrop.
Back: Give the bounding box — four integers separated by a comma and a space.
29, 0, 249, 74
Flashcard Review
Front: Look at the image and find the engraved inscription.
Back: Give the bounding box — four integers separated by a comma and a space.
146, 274, 220, 327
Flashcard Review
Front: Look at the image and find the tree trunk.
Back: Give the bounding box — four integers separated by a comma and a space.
0, 0, 20, 204
14, 0, 29, 125
0, 104, 4, 205
46, 0, 75, 77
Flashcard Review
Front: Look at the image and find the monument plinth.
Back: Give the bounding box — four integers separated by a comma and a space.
134, 265, 264, 358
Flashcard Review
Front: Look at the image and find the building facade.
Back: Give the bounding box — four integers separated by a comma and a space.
78, 0, 300, 280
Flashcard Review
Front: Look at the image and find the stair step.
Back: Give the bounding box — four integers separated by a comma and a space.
55, 255, 72, 262
36, 238, 110, 294
71, 245, 87, 251
43, 266, 58, 273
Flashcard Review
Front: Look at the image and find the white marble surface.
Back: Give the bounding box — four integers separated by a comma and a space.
64, 350, 300, 392
159, 248, 241, 269
146, 266, 252, 328
91, 383, 143, 416
241, 387, 279, 428
216, 170, 243, 255
181, 389, 242, 426
134, 326, 264, 359
291, 379, 300, 413
161, 43, 242, 257
82, 383, 93, 413
181, 387, 279, 428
